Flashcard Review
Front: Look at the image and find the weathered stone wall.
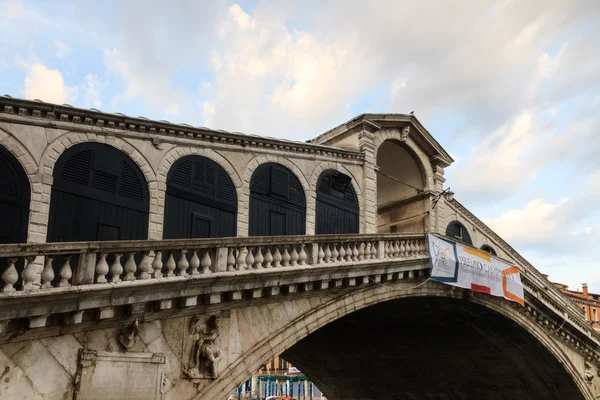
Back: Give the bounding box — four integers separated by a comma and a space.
1, 272, 598, 400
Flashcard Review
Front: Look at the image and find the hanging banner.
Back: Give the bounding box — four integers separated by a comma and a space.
427, 233, 524, 305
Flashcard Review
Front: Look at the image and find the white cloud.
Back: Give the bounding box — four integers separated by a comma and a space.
2, 0, 23, 20
484, 198, 570, 245
54, 40, 71, 59
202, 3, 372, 137
22, 63, 73, 104
449, 111, 538, 201
82, 74, 104, 109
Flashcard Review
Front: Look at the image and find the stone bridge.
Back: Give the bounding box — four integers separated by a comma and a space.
0, 97, 599, 399
0, 232, 599, 399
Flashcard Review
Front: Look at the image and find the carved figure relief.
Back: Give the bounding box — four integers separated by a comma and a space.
401, 125, 410, 141
584, 361, 595, 384
183, 315, 222, 380
118, 319, 140, 350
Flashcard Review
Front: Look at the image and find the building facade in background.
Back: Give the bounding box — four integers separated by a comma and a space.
554, 282, 600, 332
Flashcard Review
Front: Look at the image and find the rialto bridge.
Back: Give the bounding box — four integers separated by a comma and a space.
0, 96, 599, 400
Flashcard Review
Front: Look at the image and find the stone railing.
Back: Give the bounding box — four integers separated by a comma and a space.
0, 233, 427, 295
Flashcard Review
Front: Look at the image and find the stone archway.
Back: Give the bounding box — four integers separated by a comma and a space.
155, 147, 242, 239
195, 281, 593, 400
240, 155, 310, 236
308, 161, 364, 234
38, 132, 156, 241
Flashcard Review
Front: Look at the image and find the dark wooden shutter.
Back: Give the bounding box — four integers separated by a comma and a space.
249, 163, 306, 236
163, 155, 237, 239
0, 145, 30, 244
316, 170, 359, 234
48, 143, 149, 243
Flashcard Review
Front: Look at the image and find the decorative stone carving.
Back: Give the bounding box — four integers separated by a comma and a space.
584, 361, 595, 384
118, 319, 140, 350
401, 125, 410, 140
183, 315, 222, 380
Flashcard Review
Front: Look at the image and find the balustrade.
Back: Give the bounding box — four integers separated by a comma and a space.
0, 234, 427, 294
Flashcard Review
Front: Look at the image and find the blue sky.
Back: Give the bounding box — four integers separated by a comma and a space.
2, 0, 600, 292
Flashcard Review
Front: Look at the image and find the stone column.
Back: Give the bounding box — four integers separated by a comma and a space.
359, 130, 378, 234
432, 164, 446, 234
304, 380, 309, 399
251, 375, 258, 399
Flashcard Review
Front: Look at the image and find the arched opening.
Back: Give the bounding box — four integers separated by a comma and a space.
0, 145, 30, 244
163, 155, 237, 239
249, 163, 306, 236
446, 220, 473, 246
282, 297, 585, 400
315, 169, 359, 234
48, 143, 149, 242
481, 244, 497, 256
376, 139, 426, 233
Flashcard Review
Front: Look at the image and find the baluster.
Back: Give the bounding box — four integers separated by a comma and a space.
398, 240, 405, 257
415, 241, 423, 256
409, 240, 416, 257
152, 251, 163, 278
371, 242, 377, 259
331, 244, 339, 262
236, 247, 246, 270
420, 240, 427, 256
358, 242, 365, 261
273, 247, 282, 268
365, 243, 372, 260
200, 249, 211, 274
110, 253, 123, 282
177, 250, 189, 277
290, 246, 299, 266
318, 244, 325, 264
351, 243, 359, 261
1, 258, 18, 292
59, 256, 72, 287
227, 248, 235, 272
189, 249, 200, 276
95, 253, 109, 283
124, 253, 137, 281
298, 244, 307, 266
384, 242, 391, 258
338, 243, 346, 262
254, 247, 264, 269
282, 247, 291, 267
139, 251, 153, 280
264, 247, 274, 268
41, 256, 55, 289
324, 244, 332, 263
165, 252, 176, 277
22, 255, 37, 290
373, 241, 380, 259
245, 247, 255, 269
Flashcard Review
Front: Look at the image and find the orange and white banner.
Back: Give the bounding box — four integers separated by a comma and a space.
427, 233, 524, 305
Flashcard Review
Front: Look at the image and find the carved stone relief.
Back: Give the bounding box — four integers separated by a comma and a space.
182, 315, 222, 380
118, 318, 140, 350
401, 126, 410, 141
585, 361, 595, 384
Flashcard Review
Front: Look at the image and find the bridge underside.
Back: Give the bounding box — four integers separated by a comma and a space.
283, 296, 584, 400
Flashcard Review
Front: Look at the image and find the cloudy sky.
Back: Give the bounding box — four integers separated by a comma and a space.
1, 0, 599, 292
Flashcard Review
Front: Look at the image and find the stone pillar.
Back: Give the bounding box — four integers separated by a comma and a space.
304, 380, 309, 399
432, 164, 446, 234
251, 375, 258, 399
359, 130, 378, 233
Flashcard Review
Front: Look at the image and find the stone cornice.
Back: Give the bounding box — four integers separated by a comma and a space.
0, 96, 364, 162
310, 113, 453, 167
447, 199, 600, 345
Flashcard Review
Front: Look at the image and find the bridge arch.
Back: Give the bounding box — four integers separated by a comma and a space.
197, 282, 592, 400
